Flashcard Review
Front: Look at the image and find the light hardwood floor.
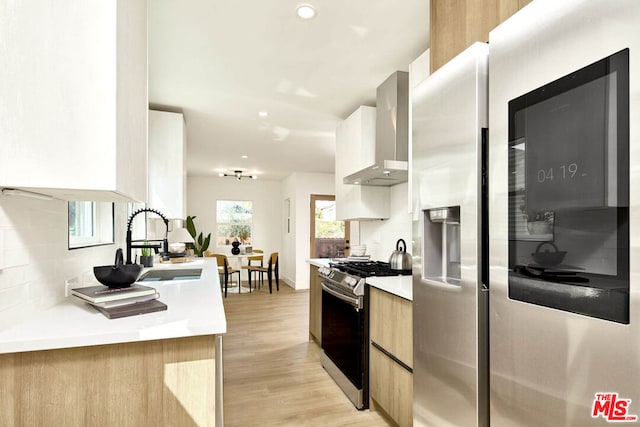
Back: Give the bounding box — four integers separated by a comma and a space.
222, 284, 392, 427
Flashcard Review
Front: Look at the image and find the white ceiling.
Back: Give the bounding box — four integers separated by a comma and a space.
148, 0, 430, 181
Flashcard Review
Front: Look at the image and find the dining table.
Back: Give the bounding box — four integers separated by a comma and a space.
225, 253, 259, 294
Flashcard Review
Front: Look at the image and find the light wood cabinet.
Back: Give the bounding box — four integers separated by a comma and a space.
0, 0, 148, 202
370, 286, 413, 366
369, 285, 413, 426
335, 106, 390, 220
370, 344, 414, 427
148, 110, 187, 218
430, 0, 531, 73
309, 264, 322, 343
0, 335, 221, 426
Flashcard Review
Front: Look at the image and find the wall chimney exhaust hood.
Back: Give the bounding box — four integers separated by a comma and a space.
343, 71, 409, 186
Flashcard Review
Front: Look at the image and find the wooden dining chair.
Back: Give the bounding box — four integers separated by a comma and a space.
208, 253, 240, 297
241, 249, 264, 291
246, 252, 279, 294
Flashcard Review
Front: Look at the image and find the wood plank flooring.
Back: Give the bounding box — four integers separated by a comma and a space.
222, 284, 392, 427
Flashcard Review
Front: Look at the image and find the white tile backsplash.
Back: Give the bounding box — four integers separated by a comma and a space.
0, 284, 29, 311
0, 194, 128, 329
358, 183, 412, 262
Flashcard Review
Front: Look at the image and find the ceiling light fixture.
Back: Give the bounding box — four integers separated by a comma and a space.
241, 155, 248, 159
296, 4, 316, 19
258, 111, 269, 117
220, 170, 257, 181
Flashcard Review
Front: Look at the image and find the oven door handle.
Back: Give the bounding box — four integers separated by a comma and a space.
321, 282, 362, 309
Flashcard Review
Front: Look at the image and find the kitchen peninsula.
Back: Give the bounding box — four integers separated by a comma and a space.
0, 257, 225, 426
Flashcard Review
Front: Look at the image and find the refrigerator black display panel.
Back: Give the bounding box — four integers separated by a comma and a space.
507, 48, 630, 324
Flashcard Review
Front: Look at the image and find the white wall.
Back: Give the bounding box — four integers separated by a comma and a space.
357, 182, 412, 262
187, 176, 282, 282
0, 196, 129, 330
282, 172, 335, 289
281, 175, 297, 288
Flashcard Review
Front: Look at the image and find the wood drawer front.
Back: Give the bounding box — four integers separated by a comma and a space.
369, 286, 413, 367
370, 344, 413, 427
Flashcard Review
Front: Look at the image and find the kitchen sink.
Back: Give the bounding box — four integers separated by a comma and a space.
138, 268, 202, 282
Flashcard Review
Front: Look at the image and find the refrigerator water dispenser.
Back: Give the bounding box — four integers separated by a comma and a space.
423, 206, 461, 284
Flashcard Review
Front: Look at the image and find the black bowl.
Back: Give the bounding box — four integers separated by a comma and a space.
93, 264, 143, 288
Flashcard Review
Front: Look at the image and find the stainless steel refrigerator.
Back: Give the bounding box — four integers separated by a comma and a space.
412, 42, 489, 427
488, 0, 640, 425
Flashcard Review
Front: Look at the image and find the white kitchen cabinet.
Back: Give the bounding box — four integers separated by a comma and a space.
335, 106, 390, 220
0, 0, 148, 202
148, 110, 187, 218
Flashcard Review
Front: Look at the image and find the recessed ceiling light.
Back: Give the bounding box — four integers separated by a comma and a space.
258, 111, 268, 117
241, 155, 248, 159
296, 4, 316, 19
218, 172, 224, 177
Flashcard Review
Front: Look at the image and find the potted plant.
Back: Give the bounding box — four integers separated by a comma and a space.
526, 210, 554, 235
140, 243, 154, 267
186, 215, 211, 257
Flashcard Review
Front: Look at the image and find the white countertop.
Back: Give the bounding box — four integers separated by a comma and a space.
0, 258, 226, 354
366, 275, 413, 301
307, 258, 332, 268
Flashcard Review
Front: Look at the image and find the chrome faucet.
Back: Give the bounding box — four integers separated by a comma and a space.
126, 208, 170, 264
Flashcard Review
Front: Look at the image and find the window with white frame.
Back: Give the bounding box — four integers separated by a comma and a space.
216, 200, 253, 246
68, 201, 114, 248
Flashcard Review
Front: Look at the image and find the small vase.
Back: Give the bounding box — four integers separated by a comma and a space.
231, 241, 240, 255
527, 221, 552, 235
140, 255, 154, 268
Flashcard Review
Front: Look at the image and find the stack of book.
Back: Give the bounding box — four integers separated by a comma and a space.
71, 284, 167, 319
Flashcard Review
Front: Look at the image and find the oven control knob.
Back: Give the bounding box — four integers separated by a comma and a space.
345, 277, 356, 287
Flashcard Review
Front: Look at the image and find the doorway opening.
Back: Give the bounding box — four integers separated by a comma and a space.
310, 195, 349, 258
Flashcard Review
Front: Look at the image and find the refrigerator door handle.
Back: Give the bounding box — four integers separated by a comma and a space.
481, 127, 489, 291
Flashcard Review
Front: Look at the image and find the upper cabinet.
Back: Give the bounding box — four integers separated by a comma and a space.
335, 106, 390, 220
0, 0, 148, 202
148, 110, 187, 219
430, 0, 531, 72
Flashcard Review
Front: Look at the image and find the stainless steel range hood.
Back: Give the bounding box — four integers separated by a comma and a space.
343, 71, 409, 186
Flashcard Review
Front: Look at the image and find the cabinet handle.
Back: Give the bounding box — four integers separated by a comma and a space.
371, 341, 413, 373
321, 282, 362, 309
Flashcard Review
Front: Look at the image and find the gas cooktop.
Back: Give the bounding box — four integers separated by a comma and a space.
329, 260, 412, 278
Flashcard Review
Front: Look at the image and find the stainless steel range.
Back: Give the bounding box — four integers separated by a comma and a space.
318, 261, 411, 410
